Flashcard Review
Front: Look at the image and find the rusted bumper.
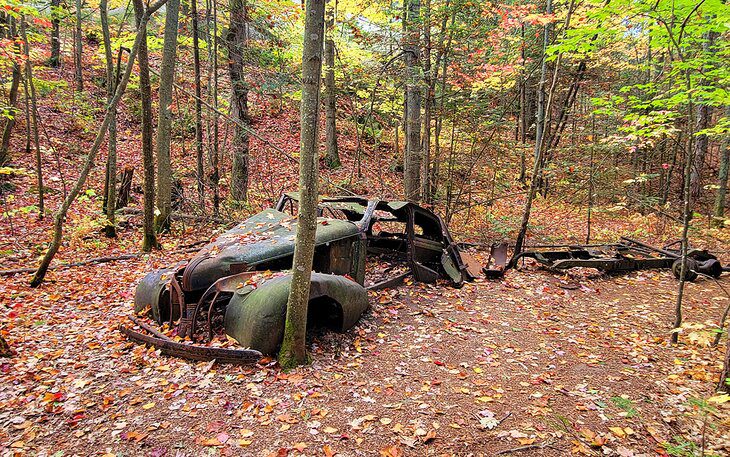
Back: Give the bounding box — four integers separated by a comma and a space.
119, 319, 262, 365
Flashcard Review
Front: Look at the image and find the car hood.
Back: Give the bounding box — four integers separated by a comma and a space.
182, 209, 360, 291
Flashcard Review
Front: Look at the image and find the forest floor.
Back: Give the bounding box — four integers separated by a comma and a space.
1, 246, 730, 456
2, 53, 730, 456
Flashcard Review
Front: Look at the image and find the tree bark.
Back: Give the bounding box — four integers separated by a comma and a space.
689, 32, 716, 202
30, 0, 166, 287
279, 0, 325, 370
133, 0, 158, 252
100, 0, 117, 237
403, 0, 422, 202
323, 0, 340, 169
227, 0, 251, 202
20, 16, 44, 218
74, 0, 83, 91
421, 0, 432, 203
672, 71, 696, 345
49, 0, 61, 67
191, 0, 205, 204
719, 335, 730, 393
0, 17, 20, 165
155, 0, 180, 232
713, 108, 730, 228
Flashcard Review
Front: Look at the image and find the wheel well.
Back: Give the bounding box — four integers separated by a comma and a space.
307, 296, 344, 332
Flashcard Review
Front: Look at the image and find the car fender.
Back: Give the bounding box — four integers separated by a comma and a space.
134, 268, 174, 324
224, 273, 369, 355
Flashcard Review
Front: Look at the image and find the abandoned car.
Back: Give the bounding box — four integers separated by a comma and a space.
128, 194, 478, 360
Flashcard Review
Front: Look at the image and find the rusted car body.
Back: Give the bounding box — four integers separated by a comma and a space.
129, 194, 476, 360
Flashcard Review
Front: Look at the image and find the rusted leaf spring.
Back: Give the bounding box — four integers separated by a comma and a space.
119, 325, 262, 365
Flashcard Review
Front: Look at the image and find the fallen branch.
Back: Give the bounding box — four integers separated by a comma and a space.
0, 243, 206, 276
119, 207, 227, 224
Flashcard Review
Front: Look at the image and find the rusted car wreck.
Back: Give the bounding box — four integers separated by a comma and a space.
514, 237, 727, 281
122, 194, 478, 363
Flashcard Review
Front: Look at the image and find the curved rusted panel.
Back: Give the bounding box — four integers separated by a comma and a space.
134, 268, 174, 324
223, 273, 369, 355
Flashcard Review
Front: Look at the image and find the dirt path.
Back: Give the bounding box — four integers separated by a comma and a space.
2, 258, 729, 456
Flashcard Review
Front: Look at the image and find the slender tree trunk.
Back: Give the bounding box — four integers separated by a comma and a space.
227, 0, 251, 202
690, 32, 716, 202
279, 0, 325, 370
518, 23, 527, 183
155, 0, 180, 231
100, 0, 117, 237
403, 0, 422, 202
719, 336, 730, 392
133, 0, 158, 252
690, 103, 710, 202
191, 0, 205, 204
713, 107, 730, 228
421, 0, 431, 202
0, 17, 20, 165
323, 0, 340, 169
533, 0, 552, 166
432, 6, 454, 202
49, 0, 61, 67
21, 17, 44, 218
210, 0, 221, 215
31, 1, 165, 287
672, 71, 696, 345
74, 0, 83, 91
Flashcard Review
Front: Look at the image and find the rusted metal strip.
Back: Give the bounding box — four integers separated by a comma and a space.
128, 316, 172, 341
119, 325, 262, 365
367, 272, 410, 291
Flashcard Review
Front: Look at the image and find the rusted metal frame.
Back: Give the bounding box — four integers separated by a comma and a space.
189, 271, 258, 341
620, 236, 680, 259
119, 324, 262, 365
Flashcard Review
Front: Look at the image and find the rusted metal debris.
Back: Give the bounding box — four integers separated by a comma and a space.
482, 243, 509, 278
514, 236, 727, 281
120, 317, 262, 365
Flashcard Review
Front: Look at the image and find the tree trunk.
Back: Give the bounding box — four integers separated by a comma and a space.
690, 103, 710, 202
713, 108, 730, 228
719, 335, 730, 393
49, 0, 61, 67
74, 0, 83, 91
31, 1, 165, 287
689, 32, 716, 203
209, 0, 221, 215
21, 16, 44, 218
323, 0, 340, 169
100, 0, 117, 237
403, 0, 422, 202
155, 0, 180, 232
191, 0, 205, 204
421, 0, 432, 203
533, 0, 552, 169
133, 0, 158, 252
672, 71, 696, 345
518, 23, 527, 183
279, 0, 325, 370
227, 0, 251, 202
0, 17, 20, 165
